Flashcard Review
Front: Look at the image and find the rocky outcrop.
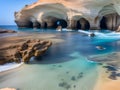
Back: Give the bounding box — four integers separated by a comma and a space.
0, 39, 52, 64
89, 33, 95, 37
116, 26, 120, 32
14, 0, 120, 30
89, 52, 120, 67
0, 29, 16, 33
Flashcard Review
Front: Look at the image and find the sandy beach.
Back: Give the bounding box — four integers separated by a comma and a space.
94, 66, 120, 90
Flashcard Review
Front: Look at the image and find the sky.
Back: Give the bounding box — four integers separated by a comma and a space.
0, 0, 37, 25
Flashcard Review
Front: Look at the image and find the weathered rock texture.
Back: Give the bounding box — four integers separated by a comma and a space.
0, 29, 16, 33
89, 52, 120, 67
14, 0, 120, 30
0, 39, 52, 64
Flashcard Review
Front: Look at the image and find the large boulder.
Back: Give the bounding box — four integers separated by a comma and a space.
116, 26, 120, 32
0, 39, 52, 64
0, 29, 16, 33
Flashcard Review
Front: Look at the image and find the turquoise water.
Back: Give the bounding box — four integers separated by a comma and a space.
0, 25, 120, 90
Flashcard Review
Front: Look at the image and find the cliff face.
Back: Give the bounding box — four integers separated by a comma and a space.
15, 0, 120, 30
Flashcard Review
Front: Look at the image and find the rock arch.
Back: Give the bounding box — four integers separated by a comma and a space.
100, 16, 108, 29
15, 20, 33, 28
77, 18, 90, 30
54, 19, 67, 28
15, 0, 120, 30
41, 11, 68, 28
97, 4, 120, 30
71, 15, 90, 30
32, 21, 41, 28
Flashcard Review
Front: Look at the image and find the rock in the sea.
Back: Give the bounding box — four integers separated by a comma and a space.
116, 26, 120, 32
56, 26, 62, 31
0, 39, 52, 64
0, 29, 16, 33
88, 33, 95, 37
96, 46, 106, 50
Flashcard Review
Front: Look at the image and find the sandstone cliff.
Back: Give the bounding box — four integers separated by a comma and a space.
15, 0, 120, 30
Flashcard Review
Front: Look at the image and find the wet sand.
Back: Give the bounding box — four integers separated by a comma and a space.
0, 31, 65, 53
89, 52, 120, 67
90, 52, 120, 90
94, 66, 120, 90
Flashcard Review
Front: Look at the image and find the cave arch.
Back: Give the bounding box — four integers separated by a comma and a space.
26, 21, 33, 28
100, 16, 108, 30
41, 11, 68, 29
71, 15, 90, 30
42, 16, 68, 28
32, 21, 41, 28
54, 19, 67, 28
98, 4, 120, 30
76, 21, 81, 29
41, 22, 48, 28
77, 18, 90, 30
99, 13, 120, 30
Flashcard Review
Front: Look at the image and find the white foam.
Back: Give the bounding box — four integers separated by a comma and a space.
0, 62, 23, 72
78, 30, 120, 39
78, 30, 91, 34
56, 28, 73, 31
62, 28, 73, 31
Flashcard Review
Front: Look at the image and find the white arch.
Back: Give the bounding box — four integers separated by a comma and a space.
41, 11, 68, 20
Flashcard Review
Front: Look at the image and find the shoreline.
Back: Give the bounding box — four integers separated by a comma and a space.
0, 62, 23, 73
0, 30, 64, 72
94, 65, 120, 90
90, 52, 120, 90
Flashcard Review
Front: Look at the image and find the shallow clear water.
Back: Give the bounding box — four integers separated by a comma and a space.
1, 25, 120, 90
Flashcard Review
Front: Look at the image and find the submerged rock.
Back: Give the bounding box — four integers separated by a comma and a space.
104, 66, 117, 71
58, 82, 71, 89
71, 76, 76, 81
88, 33, 95, 37
109, 71, 117, 80
0, 39, 52, 64
96, 46, 106, 50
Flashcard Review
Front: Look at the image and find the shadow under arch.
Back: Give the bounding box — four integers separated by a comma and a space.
71, 15, 90, 30
41, 11, 68, 29
79, 18, 90, 30
98, 3, 120, 30
54, 19, 68, 28
100, 16, 108, 30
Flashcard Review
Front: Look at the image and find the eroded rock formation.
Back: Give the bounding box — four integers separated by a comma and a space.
0, 39, 52, 64
15, 0, 120, 30
0, 29, 16, 33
